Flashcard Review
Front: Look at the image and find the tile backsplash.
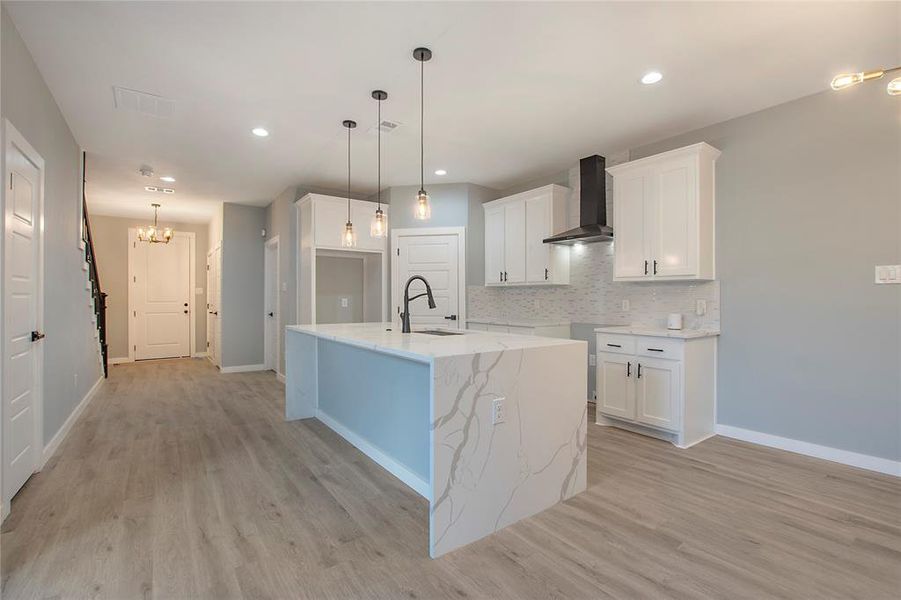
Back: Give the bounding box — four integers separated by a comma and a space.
467, 242, 720, 330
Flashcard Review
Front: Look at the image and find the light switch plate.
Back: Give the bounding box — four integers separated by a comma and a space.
589, 354, 597, 367
341, 297, 349, 308
696, 299, 707, 316
875, 265, 900, 284
621, 299, 630, 311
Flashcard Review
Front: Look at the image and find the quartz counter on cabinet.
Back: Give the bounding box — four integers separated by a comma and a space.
285, 322, 588, 558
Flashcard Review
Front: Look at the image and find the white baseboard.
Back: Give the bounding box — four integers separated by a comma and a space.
192, 352, 208, 358
276, 372, 286, 383
40, 375, 104, 469
109, 357, 131, 365
220, 363, 268, 374
316, 409, 430, 499
715, 424, 901, 477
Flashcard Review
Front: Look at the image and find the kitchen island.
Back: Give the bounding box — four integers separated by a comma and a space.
285, 322, 587, 557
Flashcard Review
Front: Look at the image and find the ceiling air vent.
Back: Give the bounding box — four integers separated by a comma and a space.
368, 119, 401, 135
113, 86, 175, 118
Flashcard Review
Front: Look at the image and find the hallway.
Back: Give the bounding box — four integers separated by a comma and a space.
2, 359, 899, 599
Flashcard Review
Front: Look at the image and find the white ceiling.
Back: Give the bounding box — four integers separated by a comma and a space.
6, 1, 899, 223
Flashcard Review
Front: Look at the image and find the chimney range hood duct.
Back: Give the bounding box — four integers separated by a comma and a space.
543, 155, 613, 245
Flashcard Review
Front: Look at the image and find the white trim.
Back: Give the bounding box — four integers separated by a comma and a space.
390, 227, 467, 330
192, 352, 208, 358
276, 372, 286, 384
3, 120, 46, 511
109, 357, 132, 365
316, 409, 430, 499
40, 376, 103, 469
264, 236, 280, 372
715, 424, 901, 477
128, 229, 196, 361
220, 363, 268, 374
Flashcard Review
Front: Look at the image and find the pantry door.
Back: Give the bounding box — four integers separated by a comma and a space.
129, 230, 193, 360
391, 228, 465, 330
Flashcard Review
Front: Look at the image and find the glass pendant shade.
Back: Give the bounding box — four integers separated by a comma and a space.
342, 221, 357, 247
370, 208, 387, 237
414, 189, 431, 220
831, 70, 884, 90
888, 76, 901, 95
137, 204, 173, 243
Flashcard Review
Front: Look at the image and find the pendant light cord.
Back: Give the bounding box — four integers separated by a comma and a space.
420, 57, 424, 191
377, 97, 381, 210
347, 124, 351, 222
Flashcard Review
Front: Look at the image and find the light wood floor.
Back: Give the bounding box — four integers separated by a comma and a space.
2, 359, 899, 599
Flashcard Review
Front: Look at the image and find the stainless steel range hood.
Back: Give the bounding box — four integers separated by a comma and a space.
543, 155, 613, 245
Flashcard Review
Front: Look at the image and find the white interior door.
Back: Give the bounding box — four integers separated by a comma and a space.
3, 126, 43, 504
394, 231, 462, 330
264, 238, 279, 371
131, 232, 191, 360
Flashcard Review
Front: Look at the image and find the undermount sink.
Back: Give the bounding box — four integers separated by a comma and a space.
416, 330, 465, 336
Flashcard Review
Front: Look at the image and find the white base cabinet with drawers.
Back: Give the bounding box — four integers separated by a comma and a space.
595, 331, 717, 448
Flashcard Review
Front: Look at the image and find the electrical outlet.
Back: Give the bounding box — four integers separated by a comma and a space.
492, 398, 506, 425
696, 299, 707, 316
588, 353, 596, 367
341, 298, 349, 308
621, 299, 630, 311
281, 282, 288, 292
875, 265, 901, 284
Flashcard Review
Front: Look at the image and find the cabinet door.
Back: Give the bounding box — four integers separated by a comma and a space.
484, 205, 506, 285
313, 197, 349, 249
503, 202, 526, 283
635, 358, 680, 431
525, 193, 551, 283
613, 170, 652, 279
597, 353, 635, 420
651, 156, 697, 278
350, 200, 387, 251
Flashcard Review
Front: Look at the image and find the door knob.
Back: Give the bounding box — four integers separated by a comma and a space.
444, 315, 457, 321
31, 331, 45, 342
268, 312, 274, 317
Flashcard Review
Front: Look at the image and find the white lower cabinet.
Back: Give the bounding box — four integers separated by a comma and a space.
596, 332, 716, 448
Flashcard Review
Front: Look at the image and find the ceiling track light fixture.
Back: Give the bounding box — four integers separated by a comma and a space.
413, 47, 432, 221
831, 66, 901, 95
371, 90, 388, 238
341, 119, 358, 248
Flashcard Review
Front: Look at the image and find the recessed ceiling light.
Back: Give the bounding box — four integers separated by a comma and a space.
252, 127, 270, 137
641, 71, 663, 85
160, 176, 176, 183
434, 169, 447, 176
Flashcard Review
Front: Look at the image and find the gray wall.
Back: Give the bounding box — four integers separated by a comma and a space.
632, 85, 901, 461
221, 202, 266, 368
90, 215, 208, 359
1, 7, 103, 444
315, 255, 364, 324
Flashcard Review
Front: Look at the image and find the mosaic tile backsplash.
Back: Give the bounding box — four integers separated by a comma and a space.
467, 156, 721, 331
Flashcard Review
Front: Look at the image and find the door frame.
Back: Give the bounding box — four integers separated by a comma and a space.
2, 120, 46, 518
390, 227, 466, 330
127, 228, 196, 361
206, 242, 221, 367
264, 236, 280, 373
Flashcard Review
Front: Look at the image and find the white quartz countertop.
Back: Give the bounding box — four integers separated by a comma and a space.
466, 318, 571, 328
594, 325, 720, 339
287, 322, 583, 363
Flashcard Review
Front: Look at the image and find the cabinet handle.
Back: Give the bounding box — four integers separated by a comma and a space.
606, 343, 621, 348
647, 348, 664, 352
500, 271, 503, 282
626, 362, 631, 377
644, 260, 648, 275
653, 260, 658, 275
637, 364, 642, 379
504, 271, 508, 282
544, 268, 548, 281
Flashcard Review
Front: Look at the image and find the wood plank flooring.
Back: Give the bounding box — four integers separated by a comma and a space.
2, 358, 899, 599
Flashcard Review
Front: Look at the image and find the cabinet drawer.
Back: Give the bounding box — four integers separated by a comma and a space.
635, 337, 683, 360
597, 334, 636, 355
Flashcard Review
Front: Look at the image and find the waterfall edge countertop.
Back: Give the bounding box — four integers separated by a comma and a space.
286, 322, 580, 363
595, 325, 720, 339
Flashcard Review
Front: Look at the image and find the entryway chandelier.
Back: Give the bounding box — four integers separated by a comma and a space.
137, 203, 173, 244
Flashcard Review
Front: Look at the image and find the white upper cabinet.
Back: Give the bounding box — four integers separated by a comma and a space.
306, 193, 388, 252
483, 184, 570, 286
607, 143, 720, 281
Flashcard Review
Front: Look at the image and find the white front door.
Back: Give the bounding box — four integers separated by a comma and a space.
393, 230, 463, 330
130, 231, 191, 360
3, 125, 44, 505
264, 238, 280, 371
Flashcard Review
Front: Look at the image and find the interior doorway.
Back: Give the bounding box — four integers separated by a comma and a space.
391, 227, 466, 330
264, 236, 280, 373
2, 120, 45, 513
128, 229, 195, 360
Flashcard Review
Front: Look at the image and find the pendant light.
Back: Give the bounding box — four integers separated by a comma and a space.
830, 65, 901, 94
413, 47, 432, 220
341, 119, 357, 248
370, 90, 388, 238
